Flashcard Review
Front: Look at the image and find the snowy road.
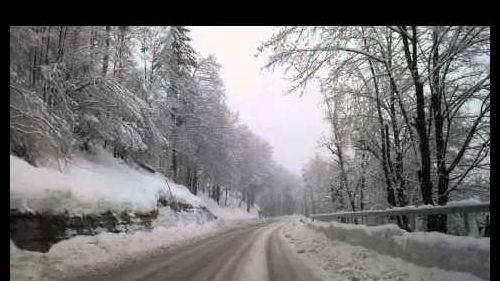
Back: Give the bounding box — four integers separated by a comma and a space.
77, 219, 321, 281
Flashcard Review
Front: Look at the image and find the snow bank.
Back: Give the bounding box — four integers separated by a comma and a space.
10, 215, 261, 281
10, 150, 263, 280
10, 213, 228, 281
10, 150, 203, 215
308, 220, 490, 280
283, 218, 487, 281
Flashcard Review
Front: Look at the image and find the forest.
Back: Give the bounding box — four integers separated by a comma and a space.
10, 26, 490, 234
10, 26, 303, 217
262, 26, 490, 233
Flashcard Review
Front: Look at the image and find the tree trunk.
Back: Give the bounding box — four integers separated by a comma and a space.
32, 44, 38, 87
114, 26, 127, 78
32, 26, 41, 87
192, 170, 198, 195
45, 26, 51, 64
359, 153, 367, 211
332, 107, 355, 212
246, 193, 253, 213
38, 26, 46, 84
57, 26, 67, 62
430, 28, 448, 233
308, 185, 315, 214
215, 184, 221, 204
388, 78, 409, 208
322, 88, 355, 212
338, 146, 355, 212
171, 149, 177, 181
225, 188, 228, 206
384, 123, 410, 230
303, 192, 309, 216
400, 26, 436, 231
367, 58, 397, 209
102, 26, 111, 77
185, 163, 191, 191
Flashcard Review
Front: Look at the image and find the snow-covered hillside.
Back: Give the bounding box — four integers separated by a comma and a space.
10, 150, 203, 215
10, 149, 259, 218
10, 150, 260, 280
198, 191, 260, 220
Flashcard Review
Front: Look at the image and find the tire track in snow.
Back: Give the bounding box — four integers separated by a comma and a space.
75, 219, 321, 281
265, 223, 323, 281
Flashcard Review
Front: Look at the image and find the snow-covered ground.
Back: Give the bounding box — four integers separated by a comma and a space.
199, 191, 259, 220
11, 206, 257, 281
307, 219, 489, 279
11, 191, 258, 281
14, 151, 488, 281
10, 148, 259, 217
282, 217, 489, 281
10, 150, 259, 281
10, 218, 259, 281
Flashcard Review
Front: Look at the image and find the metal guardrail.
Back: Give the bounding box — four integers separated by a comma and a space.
310, 203, 490, 221
309, 202, 490, 236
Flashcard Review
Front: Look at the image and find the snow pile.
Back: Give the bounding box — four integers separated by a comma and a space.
199, 191, 259, 220
10, 150, 264, 280
10, 241, 46, 281
308, 219, 490, 280
10, 216, 232, 281
282, 218, 487, 281
10, 150, 203, 215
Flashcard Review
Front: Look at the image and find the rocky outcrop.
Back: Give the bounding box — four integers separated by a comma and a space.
10, 197, 217, 253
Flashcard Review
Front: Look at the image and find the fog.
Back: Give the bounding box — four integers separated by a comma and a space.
189, 26, 328, 174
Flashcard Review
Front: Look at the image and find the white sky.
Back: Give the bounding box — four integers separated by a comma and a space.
189, 26, 328, 175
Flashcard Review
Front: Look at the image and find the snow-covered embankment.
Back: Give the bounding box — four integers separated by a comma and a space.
10, 150, 258, 280
307, 218, 490, 280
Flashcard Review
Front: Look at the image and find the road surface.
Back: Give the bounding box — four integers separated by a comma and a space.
77, 219, 322, 281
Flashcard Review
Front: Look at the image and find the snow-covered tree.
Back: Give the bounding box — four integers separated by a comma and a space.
260, 26, 490, 232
